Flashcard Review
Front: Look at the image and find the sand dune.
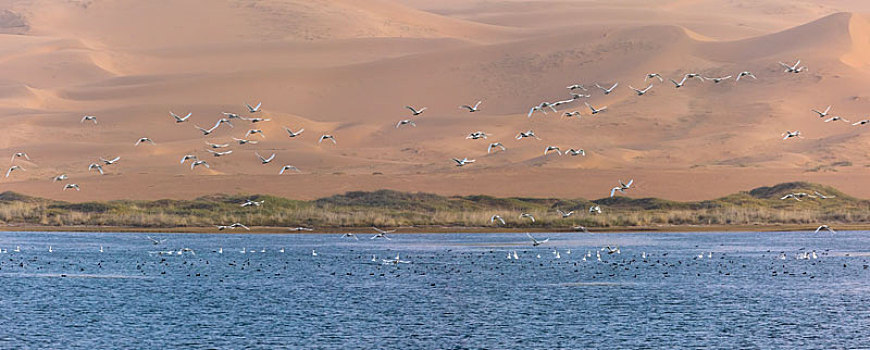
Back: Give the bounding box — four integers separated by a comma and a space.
1, 0, 870, 202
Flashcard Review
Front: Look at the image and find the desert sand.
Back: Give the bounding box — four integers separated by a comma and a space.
0, 0, 869, 202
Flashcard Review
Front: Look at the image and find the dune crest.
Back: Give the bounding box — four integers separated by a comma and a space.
841, 13, 870, 69
693, 12, 856, 61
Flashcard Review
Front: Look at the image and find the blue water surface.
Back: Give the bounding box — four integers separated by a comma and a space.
1, 230, 869, 349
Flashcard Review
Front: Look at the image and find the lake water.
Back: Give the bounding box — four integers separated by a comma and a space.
1, 230, 869, 349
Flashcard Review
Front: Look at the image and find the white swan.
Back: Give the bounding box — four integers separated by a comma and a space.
246, 102, 262, 113
526, 232, 549, 246
487, 142, 506, 154
255, 152, 276, 164
135, 137, 156, 146
452, 157, 475, 167
279, 165, 301, 174
406, 106, 427, 116
284, 127, 305, 138
594, 82, 618, 95
170, 111, 191, 123
629, 84, 653, 96
460, 101, 482, 113
319, 135, 337, 144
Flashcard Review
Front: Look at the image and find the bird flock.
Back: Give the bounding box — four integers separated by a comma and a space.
0, 57, 858, 234
6, 101, 325, 193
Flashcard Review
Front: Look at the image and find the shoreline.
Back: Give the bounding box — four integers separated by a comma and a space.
0, 224, 864, 234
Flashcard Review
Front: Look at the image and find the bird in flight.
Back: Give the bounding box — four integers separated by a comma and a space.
735, 71, 757, 81
669, 76, 689, 88
814, 225, 836, 234
170, 111, 191, 123
544, 146, 562, 156
565, 148, 586, 156
519, 213, 535, 222
246, 102, 262, 113
279, 165, 301, 174
190, 160, 210, 170
452, 157, 475, 167
180, 155, 197, 164
824, 116, 849, 123
63, 183, 80, 191
284, 127, 305, 138
490, 214, 506, 226
528, 102, 557, 118
573, 225, 590, 233
589, 205, 602, 214
405, 106, 426, 116
602, 246, 621, 254
467, 131, 489, 140
245, 129, 265, 138
217, 223, 250, 230
629, 84, 653, 96
146, 236, 168, 245
195, 124, 219, 136
550, 98, 575, 109
460, 101, 482, 113
371, 226, 395, 240
341, 233, 359, 240
595, 82, 618, 95
10, 152, 30, 163
205, 141, 230, 149
684, 73, 704, 82
813, 191, 835, 199
135, 137, 156, 146
244, 117, 271, 123
563, 111, 581, 118
81, 115, 98, 124
778, 59, 806, 73
241, 199, 264, 207
644, 73, 664, 82
88, 163, 105, 175
610, 179, 634, 198
556, 209, 574, 218
585, 102, 607, 115
396, 119, 416, 128
705, 75, 732, 83
811, 106, 832, 118
567, 83, 588, 91
207, 149, 233, 157
526, 233, 549, 246
5, 165, 23, 178
781, 131, 802, 140
232, 137, 259, 145
516, 130, 541, 140
487, 142, 506, 154
780, 193, 802, 201
100, 156, 121, 165
214, 118, 234, 129
255, 152, 276, 164
88, 163, 104, 175
319, 135, 337, 144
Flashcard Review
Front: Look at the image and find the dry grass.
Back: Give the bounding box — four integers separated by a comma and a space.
0, 182, 867, 229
